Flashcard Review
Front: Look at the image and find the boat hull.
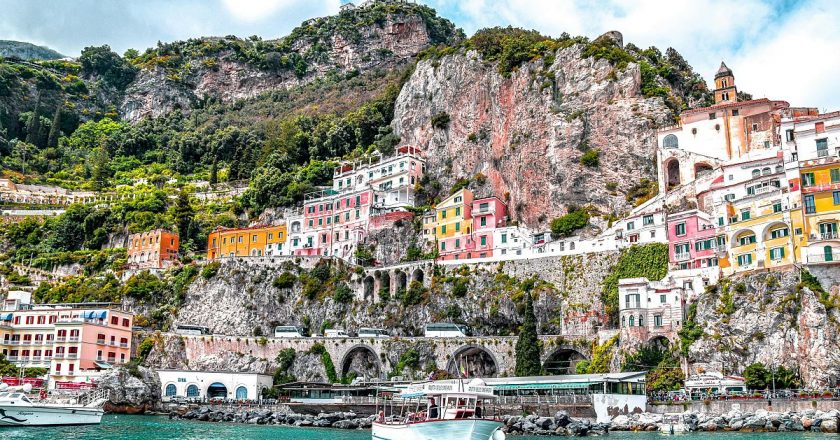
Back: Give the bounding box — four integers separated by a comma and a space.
372, 419, 504, 440
0, 405, 103, 426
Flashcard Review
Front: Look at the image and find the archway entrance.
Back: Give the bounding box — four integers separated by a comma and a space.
666, 159, 681, 190
341, 345, 382, 380
446, 345, 498, 378
207, 382, 228, 399
543, 348, 587, 375
363, 276, 374, 301
395, 270, 407, 292
235, 386, 248, 400
380, 272, 391, 297
694, 162, 714, 179
411, 268, 424, 284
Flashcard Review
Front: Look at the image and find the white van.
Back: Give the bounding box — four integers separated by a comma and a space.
274, 326, 305, 338
358, 328, 389, 338
424, 323, 470, 338
324, 329, 350, 338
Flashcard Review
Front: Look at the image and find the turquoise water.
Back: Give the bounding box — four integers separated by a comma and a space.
0, 415, 838, 439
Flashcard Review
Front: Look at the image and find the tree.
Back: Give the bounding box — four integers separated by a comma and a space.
79, 45, 138, 89
90, 146, 111, 191
173, 191, 194, 244
47, 105, 61, 147
550, 209, 589, 238
209, 158, 218, 185
743, 363, 769, 390
515, 290, 542, 376
25, 93, 42, 147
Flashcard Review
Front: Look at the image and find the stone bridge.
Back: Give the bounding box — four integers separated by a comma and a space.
170, 334, 593, 379
359, 261, 434, 301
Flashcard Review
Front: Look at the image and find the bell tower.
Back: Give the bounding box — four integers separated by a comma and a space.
714, 61, 737, 104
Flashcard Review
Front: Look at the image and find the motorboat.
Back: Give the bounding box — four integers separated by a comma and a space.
372, 378, 506, 440
0, 383, 106, 427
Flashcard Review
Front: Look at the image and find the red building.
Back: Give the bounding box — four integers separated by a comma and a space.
127, 229, 180, 269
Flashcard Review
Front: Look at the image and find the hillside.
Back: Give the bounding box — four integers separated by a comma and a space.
0, 40, 65, 60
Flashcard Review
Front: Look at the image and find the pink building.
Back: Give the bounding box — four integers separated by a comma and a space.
667, 210, 721, 270
0, 291, 133, 386
296, 189, 373, 259
436, 194, 509, 261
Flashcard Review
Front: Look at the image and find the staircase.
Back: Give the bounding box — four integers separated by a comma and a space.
77, 387, 111, 408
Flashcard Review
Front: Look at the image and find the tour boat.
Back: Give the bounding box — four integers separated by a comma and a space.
372, 378, 506, 440
0, 384, 106, 427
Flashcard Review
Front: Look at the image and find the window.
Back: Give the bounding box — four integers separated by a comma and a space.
480, 217, 487, 227
480, 236, 487, 246
441, 225, 447, 234
773, 202, 782, 213
816, 121, 825, 134
440, 210, 447, 219
625, 292, 640, 308
718, 217, 725, 226
738, 234, 756, 246
662, 134, 679, 148
629, 234, 639, 243
741, 210, 750, 221
761, 167, 771, 176
752, 123, 759, 132
638, 315, 644, 327
355, 209, 360, 219
455, 238, 460, 248
737, 253, 753, 266
770, 247, 785, 261
817, 138, 829, 157
832, 169, 840, 183
802, 173, 815, 187
785, 129, 795, 142
805, 195, 816, 214
165, 384, 177, 397
268, 233, 273, 241
440, 242, 446, 251
835, 191, 840, 206
752, 169, 761, 178
674, 243, 690, 255
501, 233, 507, 244
627, 221, 635, 231
455, 207, 461, 216
186, 384, 199, 397
643, 215, 654, 226
675, 223, 686, 236
709, 112, 716, 120
455, 222, 460, 232
770, 228, 789, 239
479, 202, 489, 211
660, 294, 666, 303
654, 315, 663, 327
454, 196, 462, 203
732, 109, 739, 116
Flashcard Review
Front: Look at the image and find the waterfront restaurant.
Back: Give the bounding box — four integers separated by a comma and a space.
483, 372, 648, 398
159, 370, 273, 402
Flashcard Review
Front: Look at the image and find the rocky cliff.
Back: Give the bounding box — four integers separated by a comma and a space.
687, 270, 840, 387
393, 33, 703, 227
120, 4, 461, 122
0, 40, 65, 60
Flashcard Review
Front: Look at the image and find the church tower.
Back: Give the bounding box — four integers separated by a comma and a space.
713, 61, 737, 104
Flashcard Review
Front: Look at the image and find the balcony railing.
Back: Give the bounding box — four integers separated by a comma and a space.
68, 337, 80, 342
53, 353, 65, 359
820, 232, 839, 241
8, 340, 20, 345
96, 339, 106, 345
6, 356, 18, 362
120, 343, 129, 348
675, 252, 691, 262
55, 337, 66, 342
107, 358, 116, 363
808, 250, 839, 264
65, 353, 78, 359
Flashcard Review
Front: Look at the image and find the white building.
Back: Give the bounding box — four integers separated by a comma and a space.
781, 111, 840, 162
158, 370, 273, 402
493, 225, 533, 257
618, 277, 687, 347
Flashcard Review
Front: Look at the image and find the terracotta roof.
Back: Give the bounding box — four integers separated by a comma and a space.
681, 98, 789, 116
787, 110, 840, 124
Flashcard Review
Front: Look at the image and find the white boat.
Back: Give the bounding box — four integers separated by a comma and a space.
0, 384, 106, 427
372, 378, 506, 440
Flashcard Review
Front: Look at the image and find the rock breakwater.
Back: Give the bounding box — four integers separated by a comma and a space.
611, 409, 840, 433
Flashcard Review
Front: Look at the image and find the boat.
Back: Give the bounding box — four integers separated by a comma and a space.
0, 383, 107, 426
372, 378, 506, 440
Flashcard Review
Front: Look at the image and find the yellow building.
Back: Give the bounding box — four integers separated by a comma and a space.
433, 188, 474, 240
721, 195, 797, 275
207, 224, 288, 260
800, 161, 840, 263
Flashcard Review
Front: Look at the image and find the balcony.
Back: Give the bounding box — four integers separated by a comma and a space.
120, 343, 129, 348
65, 353, 78, 359
55, 337, 66, 342
7, 340, 21, 345
96, 339, 106, 345
6, 356, 18, 362
21, 340, 32, 345
675, 252, 691, 262
53, 353, 65, 359
68, 337, 80, 343
107, 358, 116, 364
820, 231, 839, 241
807, 249, 840, 264
624, 302, 642, 310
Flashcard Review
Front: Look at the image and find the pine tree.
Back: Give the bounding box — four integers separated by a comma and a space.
47, 105, 61, 147
91, 146, 111, 190
209, 158, 218, 185
515, 290, 542, 376
174, 191, 195, 243
26, 94, 42, 147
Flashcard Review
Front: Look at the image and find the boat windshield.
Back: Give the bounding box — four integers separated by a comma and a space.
21, 395, 31, 403
0, 393, 7, 398
9, 393, 21, 398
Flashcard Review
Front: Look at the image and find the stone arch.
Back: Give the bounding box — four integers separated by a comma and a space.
731, 228, 757, 246
207, 382, 227, 399
662, 134, 679, 149
165, 383, 176, 397
446, 344, 499, 378
394, 270, 407, 292
543, 346, 588, 375
648, 335, 672, 348
411, 268, 424, 284
665, 158, 681, 190
340, 344, 382, 380
363, 276, 375, 301
694, 162, 714, 178
762, 221, 790, 241
380, 271, 391, 296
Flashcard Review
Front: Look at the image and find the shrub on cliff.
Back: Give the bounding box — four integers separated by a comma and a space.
333, 283, 354, 304
515, 291, 542, 376
431, 111, 450, 129
550, 209, 589, 238
272, 271, 297, 289
580, 148, 600, 167
200, 261, 221, 279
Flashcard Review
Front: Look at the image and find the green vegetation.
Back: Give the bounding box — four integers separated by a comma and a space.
0, 353, 47, 377
622, 342, 684, 391
392, 348, 421, 377
601, 243, 669, 325
201, 261, 221, 279
272, 348, 297, 386
579, 148, 600, 167
743, 362, 800, 390
515, 291, 542, 376
625, 179, 659, 206
310, 343, 338, 383
677, 302, 704, 356
464, 27, 581, 77
550, 207, 589, 238
431, 112, 450, 129
272, 272, 297, 289
580, 334, 618, 374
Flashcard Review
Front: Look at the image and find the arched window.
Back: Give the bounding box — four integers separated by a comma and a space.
663, 134, 679, 148
752, 169, 761, 178
621, 316, 626, 328
775, 165, 783, 174
825, 246, 834, 262
629, 315, 635, 327
235, 386, 248, 400
165, 384, 177, 397
762, 167, 771, 176
186, 384, 199, 397
638, 315, 645, 327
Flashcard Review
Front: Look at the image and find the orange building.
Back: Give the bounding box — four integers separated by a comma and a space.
206, 224, 288, 260
126, 229, 180, 269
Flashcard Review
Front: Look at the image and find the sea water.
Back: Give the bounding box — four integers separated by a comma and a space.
0, 415, 836, 439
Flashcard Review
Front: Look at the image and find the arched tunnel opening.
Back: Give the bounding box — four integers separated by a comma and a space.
341, 346, 381, 381
363, 276, 374, 301
446, 345, 498, 378
543, 348, 588, 375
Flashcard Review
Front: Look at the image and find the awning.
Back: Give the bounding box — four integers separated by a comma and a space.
1, 313, 12, 321
94, 361, 113, 369
492, 382, 594, 390
96, 310, 107, 319
84, 310, 107, 319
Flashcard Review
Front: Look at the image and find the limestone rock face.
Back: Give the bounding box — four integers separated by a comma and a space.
99, 366, 161, 414
392, 45, 673, 227
687, 270, 840, 387
120, 12, 441, 123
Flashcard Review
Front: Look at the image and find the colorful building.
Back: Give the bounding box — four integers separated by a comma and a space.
666, 210, 721, 270
433, 188, 474, 260
618, 277, 687, 346
428, 189, 513, 260
126, 229, 180, 269
206, 224, 288, 259
0, 291, 133, 385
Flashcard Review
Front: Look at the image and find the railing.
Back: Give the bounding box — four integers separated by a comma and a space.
675, 252, 691, 262
807, 251, 839, 263
106, 358, 116, 363
119, 343, 128, 348
68, 337, 80, 342
7, 340, 20, 345
55, 337, 66, 342
820, 232, 839, 240
53, 353, 65, 359
96, 339, 106, 345
65, 353, 78, 359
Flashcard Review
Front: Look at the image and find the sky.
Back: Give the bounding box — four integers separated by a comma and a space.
1, 0, 838, 110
